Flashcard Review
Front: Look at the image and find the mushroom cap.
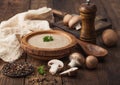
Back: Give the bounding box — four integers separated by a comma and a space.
48, 59, 64, 68
63, 14, 73, 25
86, 55, 98, 69
102, 29, 118, 47
69, 52, 85, 64
68, 15, 81, 28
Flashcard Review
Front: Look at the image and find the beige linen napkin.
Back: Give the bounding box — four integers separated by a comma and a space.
0, 7, 53, 62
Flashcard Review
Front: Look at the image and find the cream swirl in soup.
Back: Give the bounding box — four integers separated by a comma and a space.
28, 34, 71, 49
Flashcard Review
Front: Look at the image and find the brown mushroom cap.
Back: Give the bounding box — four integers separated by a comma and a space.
48, 59, 64, 69
63, 14, 73, 25
69, 52, 85, 65
102, 29, 118, 47
86, 55, 98, 69
68, 15, 81, 28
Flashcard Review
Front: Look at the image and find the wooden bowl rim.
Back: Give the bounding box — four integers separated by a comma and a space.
21, 30, 77, 51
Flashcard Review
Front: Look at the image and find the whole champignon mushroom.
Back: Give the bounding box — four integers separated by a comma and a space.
86, 55, 98, 69
102, 29, 118, 47
63, 14, 73, 25
68, 15, 81, 29
68, 52, 85, 68
48, 59, 64, 75
60, 67, 78, 76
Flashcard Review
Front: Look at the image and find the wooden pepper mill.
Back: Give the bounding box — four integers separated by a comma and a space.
79, 0, 97, 44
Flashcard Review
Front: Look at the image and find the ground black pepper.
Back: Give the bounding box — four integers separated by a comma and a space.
2, 62, 34, 78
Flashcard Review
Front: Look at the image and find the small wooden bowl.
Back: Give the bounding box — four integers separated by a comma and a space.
21, 30, 77, 60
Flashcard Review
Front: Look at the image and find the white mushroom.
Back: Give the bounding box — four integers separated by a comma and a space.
68, 52, 85, 67
48, 59, 64, 75
63, 14, 73, 25
60, 67, 78, 76
68, 15, 81, 30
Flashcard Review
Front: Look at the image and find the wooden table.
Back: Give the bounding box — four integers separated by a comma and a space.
0, 0, 120, 85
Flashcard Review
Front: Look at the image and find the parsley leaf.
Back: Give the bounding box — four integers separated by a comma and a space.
43, 36, 54, 42
38, 66, 45, 75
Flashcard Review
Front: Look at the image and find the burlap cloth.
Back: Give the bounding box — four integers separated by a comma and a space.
0, 7, 53, 62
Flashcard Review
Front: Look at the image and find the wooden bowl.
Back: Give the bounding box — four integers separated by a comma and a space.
21, 30, 77, 60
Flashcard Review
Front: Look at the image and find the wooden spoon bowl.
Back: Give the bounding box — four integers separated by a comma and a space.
77, 39, 108, 57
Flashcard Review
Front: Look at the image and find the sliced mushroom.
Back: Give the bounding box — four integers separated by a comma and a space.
48, 59, 64, 75
68, 52, 85, 68
60, 67, 78, 76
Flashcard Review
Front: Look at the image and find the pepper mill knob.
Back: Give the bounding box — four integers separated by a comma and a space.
79, 1, 97, 44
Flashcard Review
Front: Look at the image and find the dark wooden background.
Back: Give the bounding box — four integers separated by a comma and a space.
0, 0, 120, 85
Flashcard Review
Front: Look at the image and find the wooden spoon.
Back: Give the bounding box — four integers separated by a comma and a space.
76, 39, 108, 57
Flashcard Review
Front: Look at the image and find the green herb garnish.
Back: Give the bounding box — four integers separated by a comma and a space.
38, 66, 45, 75
43, 36, 54, 42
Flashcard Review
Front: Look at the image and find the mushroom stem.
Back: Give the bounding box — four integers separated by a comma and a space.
68, 59, 77, 67
60, 67, 78, 76
49, 64, 59, 75
68, 59, 81, 67
75, 23, 81, 30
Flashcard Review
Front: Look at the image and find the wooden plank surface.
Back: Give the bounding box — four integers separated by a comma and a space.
25, 55, 62, 85
0, 0, 30, 21
100, 0, 120, 30
25, 1, 62, 85
0, 0, 120, 85
0, 0, 30, 85
52, 25, 107, 85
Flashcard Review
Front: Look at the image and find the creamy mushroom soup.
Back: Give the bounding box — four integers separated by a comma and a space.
28, 34, 71, 49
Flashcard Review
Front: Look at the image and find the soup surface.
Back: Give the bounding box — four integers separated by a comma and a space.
28, 33, 71, 49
